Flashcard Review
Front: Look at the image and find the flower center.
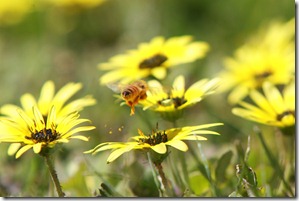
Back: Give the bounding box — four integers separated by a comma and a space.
139, 54, 168, 69
26, 128, 59, 143
140, 131, 168, 146
158, 97, 187, 108
254, 70, 273, 85
276, 110, 295, 121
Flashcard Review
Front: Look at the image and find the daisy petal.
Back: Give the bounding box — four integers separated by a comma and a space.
15, 144, 33, 159
167, 140, 188, 152
151, 143, 167, 154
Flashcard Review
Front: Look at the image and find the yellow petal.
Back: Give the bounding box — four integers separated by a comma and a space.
15, 144, 33, 158
20, 94, 37, 113
8, 143, 21, 156
107, 144, 136, 163
167, 140, 188, 152
263, 82, 285, 114
172, 75, 185, 97
151, 143, 167, 154
38, 80, 55, 115
33, 143, 42, 153
69, 135, 89, 141
151, 67, 167, 80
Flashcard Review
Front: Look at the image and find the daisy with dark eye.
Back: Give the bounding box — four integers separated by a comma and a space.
85, 122, 222, 196
0, 80, 96, 197
0, 106, 95, 158
232, 80, 295, 129
218, 18, 294, 104
85, 123, 223, 163
139, 75, 220, 121
98, 35, 209, 84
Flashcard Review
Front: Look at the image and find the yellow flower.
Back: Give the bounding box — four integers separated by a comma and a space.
0, 0, 34, 26
0, 80, 96, 158
99, 35, 209, 84
85, 123, 223, 163
139, 75, 220, 121
0, 106, 95, 158
232, 80, 295, 128
218, 18, 295, 104
0, 80, 96, 123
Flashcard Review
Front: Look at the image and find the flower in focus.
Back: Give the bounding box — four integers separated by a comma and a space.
0, 106, 95, 158
0, 0, 35, 26
99, 35, 210, 84
139, 75, 220, 121
0, 80, 96, 123
232, 80, 295, 128
218, 18, 295, 104
85, 123, 223, 163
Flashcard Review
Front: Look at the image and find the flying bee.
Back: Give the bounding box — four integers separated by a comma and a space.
107, 80, 149, 116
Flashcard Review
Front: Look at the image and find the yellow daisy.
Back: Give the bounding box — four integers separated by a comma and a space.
0, 80, 96, 123
218, 18, 295, 104
85, 123, 223, 163
139, 75, 220, 121
99, 35, 210, 84
0, 105, 95, 158
232, 80, 295, 128
0, 0, 34, 26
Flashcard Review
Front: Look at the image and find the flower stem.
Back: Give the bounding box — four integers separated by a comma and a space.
147, 152, 164, 197
44, 154, 65, 197
154, 162, 174, 196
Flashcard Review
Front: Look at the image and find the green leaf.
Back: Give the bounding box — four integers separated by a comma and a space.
215, 150, 233, 183
228, 191, 243, 197
189, 174, 210, 196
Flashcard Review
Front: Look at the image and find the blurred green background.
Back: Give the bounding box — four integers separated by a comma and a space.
0, 0, 294, 197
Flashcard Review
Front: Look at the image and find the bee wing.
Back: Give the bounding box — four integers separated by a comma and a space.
106, 82, 123, 93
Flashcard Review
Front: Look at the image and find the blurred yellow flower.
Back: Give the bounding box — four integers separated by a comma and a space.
99, 35, 209, 84
139, 75, 220, 121
0, 80, 96, 123
0, 0, 35, 25
85, 123, 223, 163
0, 106, 95, 158
232, 80, 295, 128
218, 18, 295, 104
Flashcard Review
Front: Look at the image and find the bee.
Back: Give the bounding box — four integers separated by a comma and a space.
107, 80, 149, 116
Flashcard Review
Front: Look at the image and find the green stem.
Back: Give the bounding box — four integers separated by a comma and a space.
254, 127, 294, 197
44, 155, 65, 197
189, 141, 218, 196
147, 152, 164, 197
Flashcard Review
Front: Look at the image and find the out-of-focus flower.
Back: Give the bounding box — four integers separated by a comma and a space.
232, 80, 295, 128
0, 0, 35, 26
44, 0, 106, 11
85, 123, 223, 163
218, 18, 295, 104
0, 106, 95, 158
99, 35, 209, 84
139, 75, 220, 121
0, 80, 96, 123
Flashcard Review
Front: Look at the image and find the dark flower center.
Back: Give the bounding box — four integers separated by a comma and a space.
254, 70, 273, 82
158, 97, 187, 108
26, 128, 59, 143
140, 131, 168, 146
276, 110, 295, 121
139, 54, 168, 69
